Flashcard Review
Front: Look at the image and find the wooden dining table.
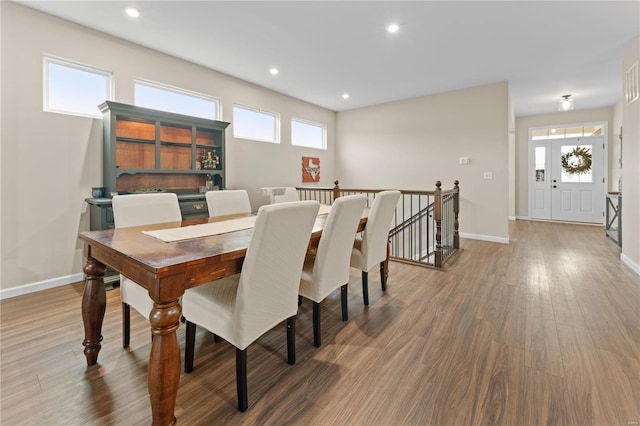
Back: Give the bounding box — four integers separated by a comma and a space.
78, 208, 367, 426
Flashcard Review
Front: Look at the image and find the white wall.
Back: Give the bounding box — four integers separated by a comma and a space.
0, 3, 336, 294
336, 81, 511, 242
515, 107, 614, 218
621, 37, 640, 274
508, 84, 516, 219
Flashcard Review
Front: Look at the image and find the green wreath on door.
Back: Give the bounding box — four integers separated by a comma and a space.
561, 147, 592, 175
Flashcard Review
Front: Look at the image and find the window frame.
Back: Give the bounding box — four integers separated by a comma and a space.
134, 78, 221, 121
232, 104, 280, 144
291, 117, 327, 150
43, 55, 113, 119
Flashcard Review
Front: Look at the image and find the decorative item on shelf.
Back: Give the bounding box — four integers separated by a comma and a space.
203, 151, 220, 170
212, 150, 219, 169
302, 156, 320, 182
195, 156, 201, 170
561, 146, 592, 175
91, 187, 105, 198
204, 151, 212, 169
205, 175, 214, 191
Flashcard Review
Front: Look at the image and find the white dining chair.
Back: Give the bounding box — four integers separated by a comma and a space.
206, 189, 251, 217
182, 200, 320, 412
299, 195, 367, 347
111, 193, 183, 348
350, 190, 401, 306
273, 187, 299, 203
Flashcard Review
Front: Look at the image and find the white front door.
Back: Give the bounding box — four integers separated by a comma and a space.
550, 137, 604, 223
529, 135, 605, 223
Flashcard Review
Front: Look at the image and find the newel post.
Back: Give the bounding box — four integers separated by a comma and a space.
454, 180, 460, 250
434, 180, 443, 268
332, 180, 341, 202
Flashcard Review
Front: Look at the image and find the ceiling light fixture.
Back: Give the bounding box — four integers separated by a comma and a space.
558, 94, 574, 111
269, 67, 279, 75
125, 7, 140, 18
387, 23, 399, 33
342, 93, 350, 99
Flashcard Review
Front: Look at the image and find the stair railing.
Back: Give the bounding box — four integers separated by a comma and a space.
295, 180, 460, 269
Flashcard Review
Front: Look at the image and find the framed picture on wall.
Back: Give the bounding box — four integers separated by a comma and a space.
302, 156, 320, 182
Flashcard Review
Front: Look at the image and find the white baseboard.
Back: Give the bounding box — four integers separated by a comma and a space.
516, 216, 531, 220
0, 273, 85, 300
460, 232, 509, 244
621, 253, 640, 276
508, 216, 516, 221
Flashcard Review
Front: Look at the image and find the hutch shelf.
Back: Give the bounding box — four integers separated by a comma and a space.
99, 100, 230, 197
87, 101, 231, 227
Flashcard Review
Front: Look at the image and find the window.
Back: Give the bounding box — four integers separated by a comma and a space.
291, 118, 326, 149
531, 125, 603, 140
534, 146, 545, 182
44, 56, 113, 118
233, 104, 279, 143
134, 80, 220, 120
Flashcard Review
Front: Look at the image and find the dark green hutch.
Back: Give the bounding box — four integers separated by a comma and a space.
86, 101, 230, 230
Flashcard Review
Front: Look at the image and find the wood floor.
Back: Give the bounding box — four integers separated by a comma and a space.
1, 220, 639, 425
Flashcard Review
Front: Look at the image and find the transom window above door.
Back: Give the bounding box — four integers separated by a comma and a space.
532, 125, 603, 140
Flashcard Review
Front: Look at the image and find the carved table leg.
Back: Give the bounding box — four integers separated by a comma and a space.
82, 257, 107, 366
148, 300, 181, 426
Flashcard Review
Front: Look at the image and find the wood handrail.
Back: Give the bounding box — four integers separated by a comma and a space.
296, 179, 460, 269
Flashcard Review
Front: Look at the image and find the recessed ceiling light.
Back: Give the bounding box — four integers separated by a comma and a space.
387, 23, 399, 33
269, 67, 279, 75
125, 7, 140, 18
342, 93, 350, 99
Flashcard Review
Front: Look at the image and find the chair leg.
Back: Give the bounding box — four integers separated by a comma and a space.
122, 302, 130, 348
286, 315, 296, 365
380, 261, 387, 291
339, 284, 349, 321
184, 321, 196, 373
362, 271, 369, 306
298, 295, 303, 306
236, 348, 248, 412
312, 302, 321, 347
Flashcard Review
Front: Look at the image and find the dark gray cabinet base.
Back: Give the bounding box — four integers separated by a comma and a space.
86, 193, 209, 231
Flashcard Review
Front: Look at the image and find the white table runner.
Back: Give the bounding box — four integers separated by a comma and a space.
143, 216, 257, 242
142, 204, 333, 243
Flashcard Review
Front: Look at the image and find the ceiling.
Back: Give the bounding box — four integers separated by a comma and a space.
15, 1, 640, 116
